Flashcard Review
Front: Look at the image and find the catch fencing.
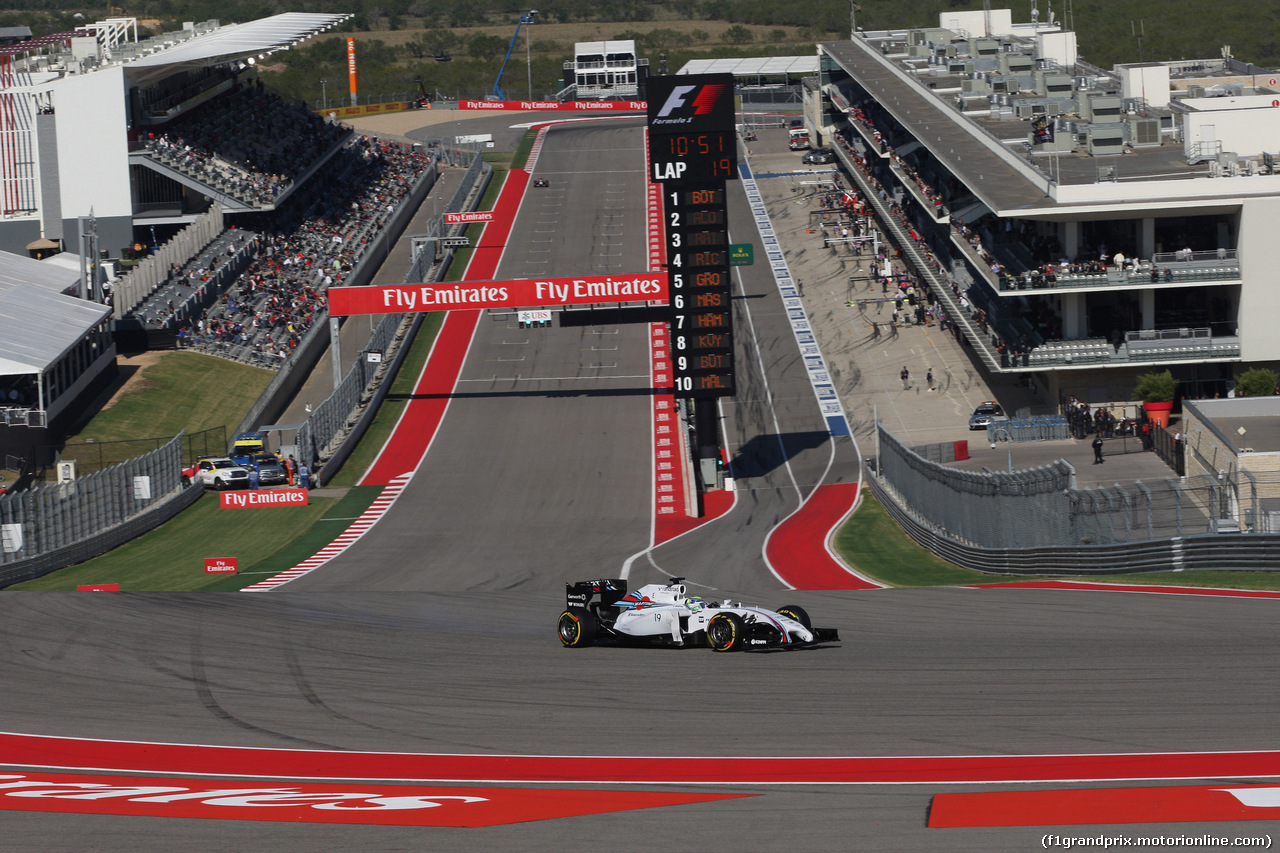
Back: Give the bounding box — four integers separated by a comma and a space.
295, 313, 402, 467
289, 152, 491, 476
877, 421, 1228, 550
42, 426, 227, 478
0, 435, 189, 580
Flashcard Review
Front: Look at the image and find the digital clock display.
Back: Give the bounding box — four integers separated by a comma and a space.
649, 131, 739, 183
657, 132, 732, 157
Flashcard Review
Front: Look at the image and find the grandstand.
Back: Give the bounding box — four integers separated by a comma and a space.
0, 12, 436, 470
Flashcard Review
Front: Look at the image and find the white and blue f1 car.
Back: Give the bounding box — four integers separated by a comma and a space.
557, 578, 839, 652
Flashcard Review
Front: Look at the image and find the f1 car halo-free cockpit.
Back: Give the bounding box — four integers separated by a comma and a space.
558, 578, 839, 652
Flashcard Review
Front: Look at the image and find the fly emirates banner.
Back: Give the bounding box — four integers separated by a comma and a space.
328, 274, 670, 315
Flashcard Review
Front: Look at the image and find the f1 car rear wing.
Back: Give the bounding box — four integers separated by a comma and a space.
565, 578, 628, 619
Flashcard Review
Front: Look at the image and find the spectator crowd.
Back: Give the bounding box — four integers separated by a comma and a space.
170, 134, 431, 364
142, 82, 349, 207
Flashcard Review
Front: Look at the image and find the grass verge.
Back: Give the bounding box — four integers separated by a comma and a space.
69, 352, 271, 443
833, 493, 989, 587
9, 487, 372, 591
56, 352, 272, 472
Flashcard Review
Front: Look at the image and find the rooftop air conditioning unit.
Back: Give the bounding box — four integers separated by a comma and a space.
1128, 117, 1160, 146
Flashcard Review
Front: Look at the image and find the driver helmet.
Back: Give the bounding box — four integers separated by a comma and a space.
684, 596, 706, 612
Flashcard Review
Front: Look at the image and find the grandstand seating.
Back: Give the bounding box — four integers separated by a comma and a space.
140, 84, 348, 207
169, 135, 430, 366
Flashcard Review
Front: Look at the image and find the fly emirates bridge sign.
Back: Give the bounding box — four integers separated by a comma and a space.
328, 273, 670, 316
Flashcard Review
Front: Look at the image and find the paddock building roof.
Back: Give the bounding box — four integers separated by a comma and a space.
0, 252, 110, 375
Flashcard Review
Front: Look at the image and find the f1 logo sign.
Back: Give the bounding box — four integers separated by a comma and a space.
656, 85, 697, 118
655, 84, 729, 118
647, 73, 735, 131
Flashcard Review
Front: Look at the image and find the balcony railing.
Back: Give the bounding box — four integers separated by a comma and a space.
996, 260, 1242, 292
1015, 330, 1240, 369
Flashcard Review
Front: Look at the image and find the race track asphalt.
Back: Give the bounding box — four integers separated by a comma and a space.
2, 118, 1279, 851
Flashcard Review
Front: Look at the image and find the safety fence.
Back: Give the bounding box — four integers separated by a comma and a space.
291, 152, 492, 479
877, 420, 1233, 547
112, 208, 225, 319
295, 313, 402, 468
871, 475, 1280, 574
0, 435, 188, 579
41, 427, 227, 478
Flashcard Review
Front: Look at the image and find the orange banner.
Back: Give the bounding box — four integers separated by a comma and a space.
347, 38, 357, 97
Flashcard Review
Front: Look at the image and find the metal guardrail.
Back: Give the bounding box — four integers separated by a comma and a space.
0, 434, 187, 582
870, 472, 1280, 574
293, 152, 490, 479
296, 312, 402, 469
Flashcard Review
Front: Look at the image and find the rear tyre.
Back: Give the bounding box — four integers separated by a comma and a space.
706, 612, 745, 652
558, 609, 597, 648
776, 605, 812, 630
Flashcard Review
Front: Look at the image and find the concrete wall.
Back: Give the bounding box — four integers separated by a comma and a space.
1182, 96, 1280, 159
1119, 64, 1171, 109
939, 9, 1013, 37
1237, 196, 1280, 361
0, 218, 44, 256
1036, 31, 1077, 68
51, 67, 132, 250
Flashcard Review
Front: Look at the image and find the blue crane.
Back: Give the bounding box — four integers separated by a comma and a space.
493, 10, 537, 101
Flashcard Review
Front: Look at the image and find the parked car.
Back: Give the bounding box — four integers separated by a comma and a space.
968, 402, 1008, 431
802, 148, 836, 164
250, 452, 288, 487
182, 457, 250, 489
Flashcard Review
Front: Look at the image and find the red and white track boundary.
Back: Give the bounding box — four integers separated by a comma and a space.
4, 732, 1280, 786
240, 474, 413, 592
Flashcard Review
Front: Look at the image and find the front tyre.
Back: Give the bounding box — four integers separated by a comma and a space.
706, 612, 745, 652
558, 609, 597, 648
776, 605, 812, 630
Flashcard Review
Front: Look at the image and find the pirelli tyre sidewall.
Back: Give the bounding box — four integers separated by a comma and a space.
707, 612, 745, 652
558, 609, 597, 648
776, 604, 812, 631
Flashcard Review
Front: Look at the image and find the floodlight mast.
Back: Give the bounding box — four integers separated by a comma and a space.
494, 10, 537, 101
